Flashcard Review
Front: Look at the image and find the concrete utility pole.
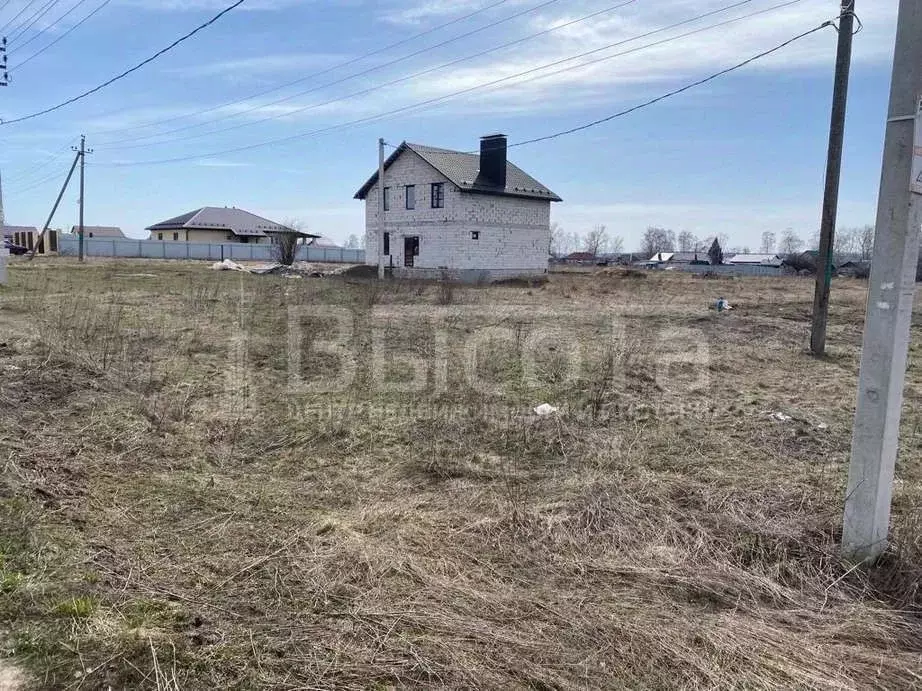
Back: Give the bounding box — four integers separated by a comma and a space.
842, 0, 922, 563
810, 0, 855, 356
0, 37, 8, 87
377, 137, 386, 280
74, 134, 92, 262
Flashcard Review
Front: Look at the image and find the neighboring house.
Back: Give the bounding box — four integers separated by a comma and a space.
2, 224, 59, 254
354, 134, 562, 281
785, 250, 836, 273
2, 224, 37, 242
838, 259, 871, 277
647, 252, 710, 265
146, 207, 318, 244
562, 251, 598, 264
309, 236, 342, 249
70, 225, 125, 239
727, 253, 784, 267
669, 251, 711, 264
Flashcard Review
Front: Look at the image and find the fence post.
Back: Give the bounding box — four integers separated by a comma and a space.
138, 240, 142, 258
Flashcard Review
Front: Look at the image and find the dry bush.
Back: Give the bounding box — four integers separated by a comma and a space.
271, 232, 299, 266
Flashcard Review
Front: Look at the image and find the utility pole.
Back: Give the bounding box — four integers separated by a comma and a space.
29, 151, 80, 260
810, 0, 855, 356
377, 137, 386, 280
0, 37, 8, 87
74, 135, 92, 262
842, 0, 922, 563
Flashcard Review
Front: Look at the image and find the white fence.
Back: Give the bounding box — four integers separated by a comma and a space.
57, 236, 366, 264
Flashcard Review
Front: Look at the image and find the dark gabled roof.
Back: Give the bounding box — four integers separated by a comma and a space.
146, 207, 318, 238
354, 142, 562, 202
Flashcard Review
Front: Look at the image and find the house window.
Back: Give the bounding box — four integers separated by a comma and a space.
173, 232, 179, 241
383, 187, 391, 211
383, 232, 390, 255
157, 232, 163, 241
431, 183, 444, 208
405, 185, 416, 210
471, 231, 480, 240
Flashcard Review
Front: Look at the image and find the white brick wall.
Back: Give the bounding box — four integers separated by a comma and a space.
363, 148, 552, 277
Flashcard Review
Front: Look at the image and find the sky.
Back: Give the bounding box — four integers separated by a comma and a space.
0, 0, 900, 249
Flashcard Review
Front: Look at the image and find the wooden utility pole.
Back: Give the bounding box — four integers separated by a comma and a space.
810, 0, 855, 356
28, 150, 80, 260
377, 137, 386, 280
842, 0, 922, 563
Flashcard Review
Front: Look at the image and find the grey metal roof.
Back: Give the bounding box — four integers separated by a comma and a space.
70, 225, 124, 238
354, 142, 562, 202
146, 207, 318, 238
727, 253, 783, 266
669, 252, 711, 263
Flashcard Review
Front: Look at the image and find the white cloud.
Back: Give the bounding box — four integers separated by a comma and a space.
193, 159, 251, 167
116, 0, 304, 11
166, 53, 346, 79
74, 0, 896, 162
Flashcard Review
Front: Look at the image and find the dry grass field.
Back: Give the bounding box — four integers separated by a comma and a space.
2, 258, 922, 689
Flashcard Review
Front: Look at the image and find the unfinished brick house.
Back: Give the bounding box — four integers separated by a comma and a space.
354, 134, 562, 281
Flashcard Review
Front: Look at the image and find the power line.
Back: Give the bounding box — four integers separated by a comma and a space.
509, 21, 836, 148
2, 141, 77, 185
7, 0, 64, 45
94, 0, 813, 168
0, 1, 40, 35
11, 0, 113, 70
96, 0, 570, 146
85, 0, 519, 138
9, 0, 92, 56
96, 0, 637, 150
0, 0, 246, 126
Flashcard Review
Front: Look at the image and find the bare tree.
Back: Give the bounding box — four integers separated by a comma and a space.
608, 234, 624, 255
640, 227, 676, 256
760, 231, 776, 254
778, 229, 804, 256
345, 234, 361, 249
549, 222, 566, 256
273, 218, 310, 265
858, 224, 874, 260
583, 224, 609, 257
677, 231, 697, 252
271, 232, 300, 265
834, 227, 859, 263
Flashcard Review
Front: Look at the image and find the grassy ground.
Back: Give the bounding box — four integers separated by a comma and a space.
1, 257, 922, 689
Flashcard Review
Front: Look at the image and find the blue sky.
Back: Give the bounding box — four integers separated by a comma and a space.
0, 0, 899, 248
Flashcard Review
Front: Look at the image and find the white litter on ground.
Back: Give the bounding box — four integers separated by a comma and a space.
211, 259, 250, 273
534, 403, 559, 416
